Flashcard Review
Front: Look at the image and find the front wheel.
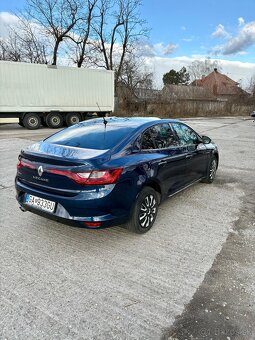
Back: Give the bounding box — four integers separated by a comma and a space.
126, 187, 159, 234
202, 156, 218, 184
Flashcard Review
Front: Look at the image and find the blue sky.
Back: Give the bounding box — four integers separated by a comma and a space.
1, 0, 255, 87
142, 0, 255, 63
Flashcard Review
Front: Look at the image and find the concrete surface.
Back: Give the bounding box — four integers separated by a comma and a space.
0, 118, 254, 339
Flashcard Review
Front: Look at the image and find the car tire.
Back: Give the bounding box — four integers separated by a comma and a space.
23, 113, 41, 130
126, 187, 159, 234
202, 155, 218, 184
45, 112, 64, 128
66, 113, 81, 126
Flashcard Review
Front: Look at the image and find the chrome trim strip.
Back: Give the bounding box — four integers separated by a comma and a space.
168, 178, 203, 198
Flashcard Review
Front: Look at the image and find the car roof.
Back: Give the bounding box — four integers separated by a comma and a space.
79, 116, 179, 129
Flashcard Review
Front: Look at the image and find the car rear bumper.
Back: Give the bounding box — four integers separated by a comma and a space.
15, 178, 130, 228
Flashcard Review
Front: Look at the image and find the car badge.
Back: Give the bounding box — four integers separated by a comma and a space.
38, 166, 44, 177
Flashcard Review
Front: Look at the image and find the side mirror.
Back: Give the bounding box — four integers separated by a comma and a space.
201, 135, 211, 144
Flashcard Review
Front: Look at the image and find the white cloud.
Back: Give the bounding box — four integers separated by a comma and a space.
212, 24, 229, 38
223, 21, 255, 54
238, 17, 245, 26
139, 42, 178, 57
182, 37, 193, 42
144, 55, 255, 89
0, 12, 19, 38
137, 42, 156, 57
161, 43, 178, 55
211, 21, 255, 55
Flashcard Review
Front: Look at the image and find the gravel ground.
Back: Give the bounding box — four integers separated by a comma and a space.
0, 117, 254, 340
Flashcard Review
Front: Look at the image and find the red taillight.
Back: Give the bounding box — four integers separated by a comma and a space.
85, 169, 123, 185
83, 221, 102, 227
47, 169, 89, 184
17, 158, 36, 169
48, 168, 123, 185
17, 159, 22, 168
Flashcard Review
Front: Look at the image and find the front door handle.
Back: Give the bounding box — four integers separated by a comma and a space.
159, 160, 167, 166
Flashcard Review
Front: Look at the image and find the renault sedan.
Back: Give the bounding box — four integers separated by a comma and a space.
15, 117, 219, 233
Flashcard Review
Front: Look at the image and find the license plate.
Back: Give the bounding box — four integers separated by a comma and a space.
25, 194, 56, 213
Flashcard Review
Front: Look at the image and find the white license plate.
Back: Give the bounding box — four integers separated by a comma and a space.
25, 194, 56, 213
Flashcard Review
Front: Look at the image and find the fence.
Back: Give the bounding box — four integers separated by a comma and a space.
117, 98, 254, 118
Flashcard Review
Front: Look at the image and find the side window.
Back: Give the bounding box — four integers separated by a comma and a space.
141, 123, 178, 150
171, 123, 198, 146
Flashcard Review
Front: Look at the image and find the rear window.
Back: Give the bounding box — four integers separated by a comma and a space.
45, 124, 135, 150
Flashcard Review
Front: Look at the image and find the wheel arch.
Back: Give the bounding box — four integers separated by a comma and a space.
213, 151, 219, 169
143, 179, 162, 202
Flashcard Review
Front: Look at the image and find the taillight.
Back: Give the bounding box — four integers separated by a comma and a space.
85, 169, 123, 185
17, 158, 36, 169
48, 168, 123, 185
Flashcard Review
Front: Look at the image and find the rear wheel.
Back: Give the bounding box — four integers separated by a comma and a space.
23, 113, 41, 130
202, 155, 218, 183
126, 187, 159, 234
45, 112, 64, 128
66, 112, 81, 126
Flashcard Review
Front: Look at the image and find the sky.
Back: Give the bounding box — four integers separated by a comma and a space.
1, 0, 255, 88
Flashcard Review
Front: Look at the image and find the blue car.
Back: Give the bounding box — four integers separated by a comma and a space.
15, 117, 219, 233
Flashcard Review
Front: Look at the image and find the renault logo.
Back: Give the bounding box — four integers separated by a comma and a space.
38, 166, 44, 177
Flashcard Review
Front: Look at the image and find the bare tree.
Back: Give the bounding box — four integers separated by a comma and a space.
68, 0, 98, 67
188, 58, 222, 82
0, 17, 49, 63
25, 0, 82, 65
119, 53, 153, 95
14, 17, 49, 63
247, 75, 255, 97
92, 0, 148, 86
0, 32, 23, 61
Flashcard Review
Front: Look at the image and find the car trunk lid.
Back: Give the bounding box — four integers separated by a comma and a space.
17, 141, 111, 193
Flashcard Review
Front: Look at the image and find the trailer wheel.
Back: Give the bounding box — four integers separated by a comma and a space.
66, 113, 81, 126
23, 113, 41, 130
45, 112, 64, 128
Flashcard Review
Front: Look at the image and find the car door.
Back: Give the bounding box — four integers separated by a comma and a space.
140, 123, 188, 197
171, 122, 209, 183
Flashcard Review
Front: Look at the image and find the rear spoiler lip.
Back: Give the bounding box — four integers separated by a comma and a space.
21, 141, 111, 164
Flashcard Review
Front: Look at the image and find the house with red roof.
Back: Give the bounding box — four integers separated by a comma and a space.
191, 68, 248, 99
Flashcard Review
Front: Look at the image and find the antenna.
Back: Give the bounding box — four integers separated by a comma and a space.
96, 102, 108, 128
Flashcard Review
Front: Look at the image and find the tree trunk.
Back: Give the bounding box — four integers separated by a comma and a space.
52, 39, 60, 65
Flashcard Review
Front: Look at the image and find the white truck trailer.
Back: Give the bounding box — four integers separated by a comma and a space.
0, 61, 115, 129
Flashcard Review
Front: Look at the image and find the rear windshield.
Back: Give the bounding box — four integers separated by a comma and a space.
45, 123, 135, 150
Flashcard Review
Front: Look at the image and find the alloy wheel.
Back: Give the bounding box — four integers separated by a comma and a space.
209, 159, 217, 180
138, 194, 157, 229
